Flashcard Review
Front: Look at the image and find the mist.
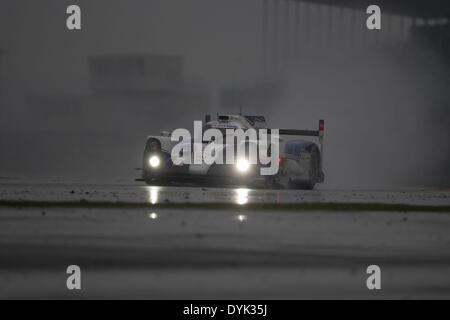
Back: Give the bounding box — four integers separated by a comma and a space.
0, 0, 449, 187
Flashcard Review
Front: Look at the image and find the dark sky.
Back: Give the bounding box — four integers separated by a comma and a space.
0, 0, 449, 186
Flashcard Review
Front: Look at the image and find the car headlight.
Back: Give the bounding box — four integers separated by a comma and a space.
149, 155, 161, 168
236, 158, 250, 172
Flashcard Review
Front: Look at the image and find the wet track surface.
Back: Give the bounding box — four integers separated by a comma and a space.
1, 180, 450, 205
1, 180, 450, 299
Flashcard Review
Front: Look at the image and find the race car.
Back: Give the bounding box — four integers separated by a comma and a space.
137, 114, 325, 189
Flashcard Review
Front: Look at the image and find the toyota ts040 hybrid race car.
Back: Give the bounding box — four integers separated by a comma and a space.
137, 114, 325, 189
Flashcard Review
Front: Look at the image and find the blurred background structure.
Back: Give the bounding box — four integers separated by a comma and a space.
0, 0, 449, 186
0, 48, 7, 97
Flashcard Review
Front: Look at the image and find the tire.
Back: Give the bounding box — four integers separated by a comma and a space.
290, 146, 319, 190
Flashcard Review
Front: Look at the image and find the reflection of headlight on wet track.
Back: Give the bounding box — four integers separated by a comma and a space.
236, 188, 249, 205
149, 155, 160, 168
148, 186, 159, 204
148, 212, 158, 220
236, 158, 250, 172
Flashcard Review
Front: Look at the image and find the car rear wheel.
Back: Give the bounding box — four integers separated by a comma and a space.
290, 147, 319, 190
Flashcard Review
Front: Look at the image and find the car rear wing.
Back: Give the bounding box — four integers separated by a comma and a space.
273, 129, 319, 136
266, 120, 324, 137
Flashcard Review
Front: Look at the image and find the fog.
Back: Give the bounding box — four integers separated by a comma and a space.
0, 0, 449, 187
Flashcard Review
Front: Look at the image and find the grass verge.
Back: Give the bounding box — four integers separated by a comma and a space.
0, 200, 449, 212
